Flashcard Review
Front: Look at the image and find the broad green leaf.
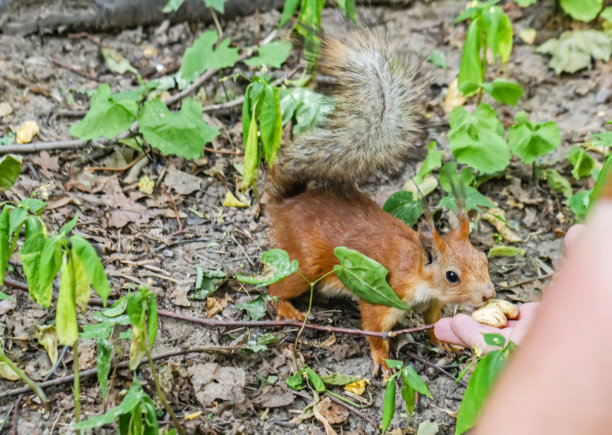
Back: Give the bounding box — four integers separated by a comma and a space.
591, 131, 612, 147
286, 372, 305, 390
568, 190, 592, 221
508, 111, 561, 164
244, 41, 293, 69
20, 222, 46, 303
416, 141, 443, 182
69, 84, 138, 140
483, 333, 506, 348
139, 98, 219, 159
236, 294, 268, 320
560, 0, 602, 22
320, 373, 361, 386
385, 359, 404, 370
590, 153, 612, 206
0, 207, 9, 286
162, 0, 185, 12
19, 198, 47, 215
8, 207, 27, 245
70, 250, 90, 313
80, 321, 114, 340
204, 0, 225, 13
279, 87, 334, 134
336, 0, 357, 22
242, 114, 260, 189
456, 349, 511, 434
236, 248, 298, 287
74, 380, 145, 429
601, 6, 612, 23
536, 30, 611, 75
102, 296, 128, 318
402, 366, 433, 399
545, 169, 573, 198
480, 79, 523, 105
147, 294, 158, 347
383, 191, 424, 226
333, 247, 410, 311
179, 31, 239, 86
426, 50, 448, 69
0, 154, 21, 191
481, 6, 513, 63
56, 254, 78, 346
567, 146, 595, 179
401, 381, 416, 416
304, 366, 326, 393
381, 378, 397, 434
97, 338, 112, 401
70, 234, 110, 303
192, 267, 227, 300
487, 245, 526, 258
59, 214, 78, 237
458, 18, 484, 96
36, 236, 63, 308
279, 0, 301, 28
259, 85, 282, 167
127, 290, 146, 329
449, 105, 510, 174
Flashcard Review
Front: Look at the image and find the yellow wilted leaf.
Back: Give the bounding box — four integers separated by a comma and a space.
0, 362, 18, 380
35, 325, 59, 366
185, 411, 203, 420
16, 120, 40, 144
223, 190, 248, 207
519, 28, 537, 45
442, 78, 466, 115
139, 175, 155, 194
344, 378, 370, 396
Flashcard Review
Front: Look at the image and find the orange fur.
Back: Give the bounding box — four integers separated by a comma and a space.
268, 190, 495, 374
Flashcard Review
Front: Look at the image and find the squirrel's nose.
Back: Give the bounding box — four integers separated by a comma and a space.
483, 283, 495, 300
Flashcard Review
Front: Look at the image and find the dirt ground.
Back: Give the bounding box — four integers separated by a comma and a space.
0, 0, 607, 433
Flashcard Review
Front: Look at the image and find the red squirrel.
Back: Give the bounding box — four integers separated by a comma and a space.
265, 32, 495, 374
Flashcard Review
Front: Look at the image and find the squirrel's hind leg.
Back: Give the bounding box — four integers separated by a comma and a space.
269, 273, 310, 320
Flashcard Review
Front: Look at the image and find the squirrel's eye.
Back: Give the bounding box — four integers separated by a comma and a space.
446, 271, 460, 283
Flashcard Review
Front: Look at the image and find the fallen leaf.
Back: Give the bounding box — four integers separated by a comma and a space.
488, 245, 526, 258
185, 411, 202, 420
101, 46, 138, 75
0, 362, 19, 381
344, 378, 370, 396
482, 208, 523, 243
35, 325, 59, 366
416, 420, 439, 435
192, 267, 227, 300
223, 190, 248, 207
139, 176, 155, 195
0, 102, 12, 118
536, 30, 612, 75
206, 296, 226, 317
164, 167, 202, 195
169, 285, 191, 307
188, 363, 247, 406
16, 120, 39, 144
31, 151, 59, 178
252, 385, 296, 408
443, 78, 466, 115
519, 28, 536, 45
313, 396, 338, 435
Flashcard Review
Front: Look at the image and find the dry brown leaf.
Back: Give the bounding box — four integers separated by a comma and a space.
206, 296, 226, 317
482, 208, 523, 243
164, 167, 202, 196
443, 78, 466, 115
16, 120, 39, 144
31, 151, 59, 178
313, 396, 338, 435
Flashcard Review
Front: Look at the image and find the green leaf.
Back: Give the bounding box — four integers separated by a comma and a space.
481, 5, 513, 63
147, 294, 158, 347
74, 380, 145, 429
567, 146, 596, 179
560, 0, 602, 22
236, 249, 299, 287
333, 247, 410, 311
0, 132, 16, 146
480, 79, 523, 105
192, 267, 227, 300
19, 198, 47, 215
179, 31, 239, 86
204, 0, 225, 13
590, 152, 612, 206
546, 169, 573, 198
456, 349, 510, 434
482, 333, 506, 348
0, 207, 9, 286
0, 291, 13, 301
402, 366, 433, 399
97, 338, 112, 401
70, 250, 91, 313
426, 50, 448, 69
127, 290, 146, 329
259, 85, 282, 167
56, 253, 78, 346
244, 41, 292, 69
242, 114, 260, 189
319, 373, 361, 386
508, 111, 561, 164
20, 222, 46, 303
385, 359, 404, 370
401, 381, 416, 416
69, 234, 110, 303
59, 214, 78, 238
0, 154, 22, 191
139, 98, 219, 159
279, 0, 301, 28
458, 17, 484, 96
487, 245, 526, 258
162, 0, 185, 12
600, 6, 612, 23
448, 105, 510, 174
80, 321, 114, 340
236, 294, 268, 320
304, 366, 326, 393
515, 0, 537, 5
279, 87, 334, 134
381, 378, 397, 434
416, 141, 443, 182
536, 30, 612, 75
37, 236, 63, 308
568, 190, 592, 221
383, 191, 424, 226
102, 296, 128, 318
69, 84, 138, 140
336, 0, 357, 22
287, 372, 305, 390
8, 207, 27, 245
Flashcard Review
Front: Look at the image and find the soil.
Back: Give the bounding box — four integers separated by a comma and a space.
0, 1, 607, 434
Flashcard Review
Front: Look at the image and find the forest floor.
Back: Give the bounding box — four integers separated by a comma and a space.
0, 0, 608, 433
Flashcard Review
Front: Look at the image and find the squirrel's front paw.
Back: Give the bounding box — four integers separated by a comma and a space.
274, 300, 306, 321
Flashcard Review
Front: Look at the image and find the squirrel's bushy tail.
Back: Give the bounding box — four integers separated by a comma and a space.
271, 30, 428, 197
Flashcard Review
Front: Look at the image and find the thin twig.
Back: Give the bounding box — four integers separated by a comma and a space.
498, 273, 553, 289
0, 346, 239, 401
404, 349, 468, 388
203, 146, 243, 156
0, 139, 98, 154
50, 56, 99, 82
88, 152, 147, 172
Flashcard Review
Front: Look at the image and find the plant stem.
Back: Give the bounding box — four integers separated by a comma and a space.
0, 354, 47, 404
73, 341, 82, 434
144, 344, 184, 435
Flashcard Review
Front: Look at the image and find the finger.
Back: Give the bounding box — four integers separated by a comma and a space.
434, 317, 464, 346
450, 314, 505, 353
564, 224, 586, 251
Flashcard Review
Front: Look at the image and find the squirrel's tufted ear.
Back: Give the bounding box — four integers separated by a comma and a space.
419, 220, 444, 264
449, 173, 470, 239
